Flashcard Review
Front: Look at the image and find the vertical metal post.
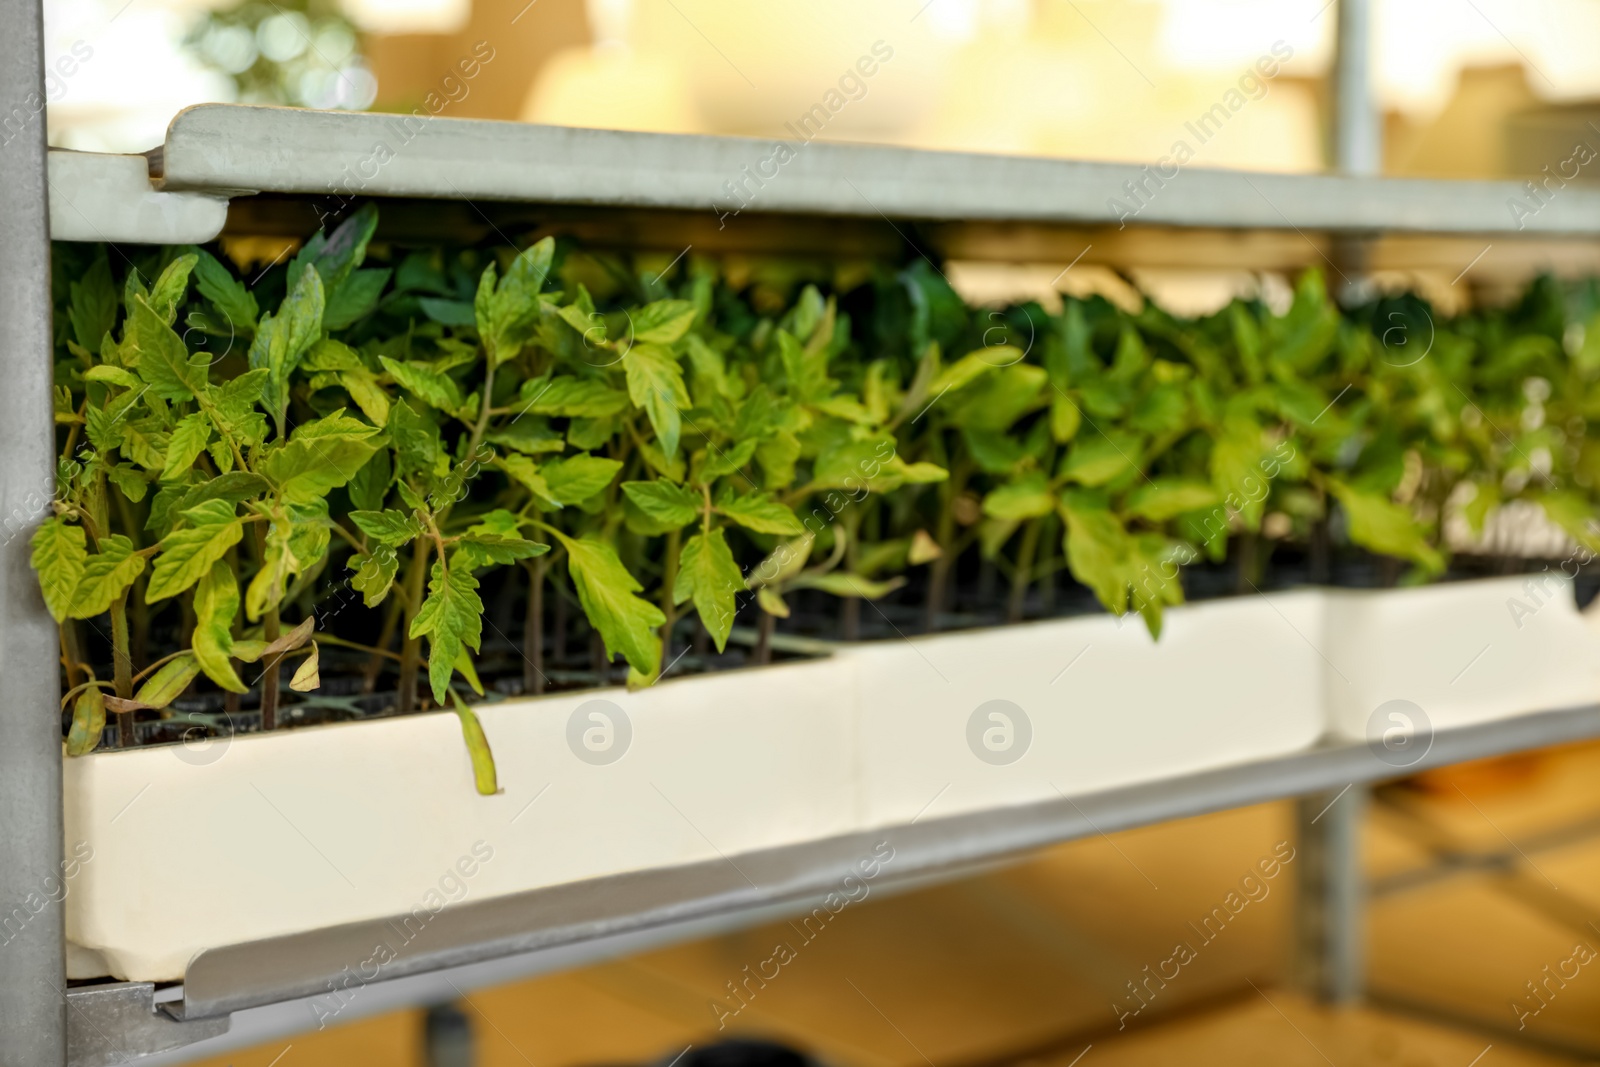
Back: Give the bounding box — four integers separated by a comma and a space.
1330, 0, 1380, 302
0, 0, 67, 1060
1332, 0, 1381, 176
1294, 786, 1366, 1004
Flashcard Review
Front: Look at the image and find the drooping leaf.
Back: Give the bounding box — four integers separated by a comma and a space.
410, 556, 484, 704
65, 686, 106, 756
552, 531, 664, 677
449, 689, 499, 796
673, 528, 744, 652
192, 561, 247, 693
289, 642, 321, 691
133, 653, 201, 709
625, 343, 690, 456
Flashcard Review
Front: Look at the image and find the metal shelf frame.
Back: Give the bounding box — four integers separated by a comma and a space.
8, 0, 1600, 1061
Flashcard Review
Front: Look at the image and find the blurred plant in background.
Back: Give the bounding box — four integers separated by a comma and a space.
186, 0, 375, 110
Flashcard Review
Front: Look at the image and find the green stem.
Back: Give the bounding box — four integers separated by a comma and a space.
525, 555, 546, 695
396, 538, 433, 715
260, 607, 281, 732
659, 527, 681, 667
110, 590, 134, 748
1008, 519, 1042, 624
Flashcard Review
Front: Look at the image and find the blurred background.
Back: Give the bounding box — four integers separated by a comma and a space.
38, 0, 1600, 183
43, 2, 1600, 1064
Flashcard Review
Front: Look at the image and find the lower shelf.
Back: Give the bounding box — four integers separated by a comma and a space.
61, 575, 1600, 1004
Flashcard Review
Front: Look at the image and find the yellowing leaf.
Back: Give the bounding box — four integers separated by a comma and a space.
66, 686, 106, 756
289, 642, 321, 691
449, 690, 499, 796
193, 561, 247, 693
147, 500, 244, 602
69, 535, 146, 619
134, 653, 201, 709
31, 517, 86, 623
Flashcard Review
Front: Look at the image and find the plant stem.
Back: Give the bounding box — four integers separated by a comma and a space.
840, 511, 861, 641
924, 458, 966, 633
260, 607, 281, 732
59, 622, 82, 693
364, 595, 403, 693
755, 611, 775, 665
396, 538, 433, 715
659, 526, 681, 668
525, 556, 546, 695
110, 590, 134, 748
552, 568, 568, 665
1008, 519, 1042, 624
1038, 514, 1058, 614
1234, 531, 1258, 595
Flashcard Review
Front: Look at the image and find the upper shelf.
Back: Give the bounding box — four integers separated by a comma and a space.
151, 103, 1600, 238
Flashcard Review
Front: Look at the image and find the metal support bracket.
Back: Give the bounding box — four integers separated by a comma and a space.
66, 984, 228, 1067
47, 151, 232, 245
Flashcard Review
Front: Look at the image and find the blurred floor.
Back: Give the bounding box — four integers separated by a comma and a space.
190, 739, 1600, 1067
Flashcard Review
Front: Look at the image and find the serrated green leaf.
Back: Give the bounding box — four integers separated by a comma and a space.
161, 412, 212, 482
1060, 431, 1142, 487
719, 492, 803, 534
551, 531, 664, 676
130, 295, 208, 400
500, 453, 559, 508
674, 528, 744, 652
631, 299, 697, 344
410, 556, 484, 704
324, 268, 390, 330
69, 535, 146, 619
380, 355, 464, 413
1330, 481, 1444, 573
542, 454, 621, 505
350, 509, 418, 544
350, 544, 400, 607
84, 365, 141, 389
258, 429, 384, 505
32, 518, 86, 622
147, 500, 244, 602
517, 375, 630, 418
1125, 479, 1222, 522
983, 473, 1056, 520
622, 480, 700, 528
193, 249, 258, 331
625, 343, 689, 456
193, 561, 247, 693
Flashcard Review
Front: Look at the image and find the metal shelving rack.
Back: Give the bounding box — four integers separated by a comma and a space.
8, 1, 1600, 1062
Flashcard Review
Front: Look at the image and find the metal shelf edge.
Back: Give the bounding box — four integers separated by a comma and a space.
153, 104, 1600, 237
177, 702, 1600, 1020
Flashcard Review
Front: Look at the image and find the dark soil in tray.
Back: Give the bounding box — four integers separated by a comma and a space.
68, 541, 1596, 752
